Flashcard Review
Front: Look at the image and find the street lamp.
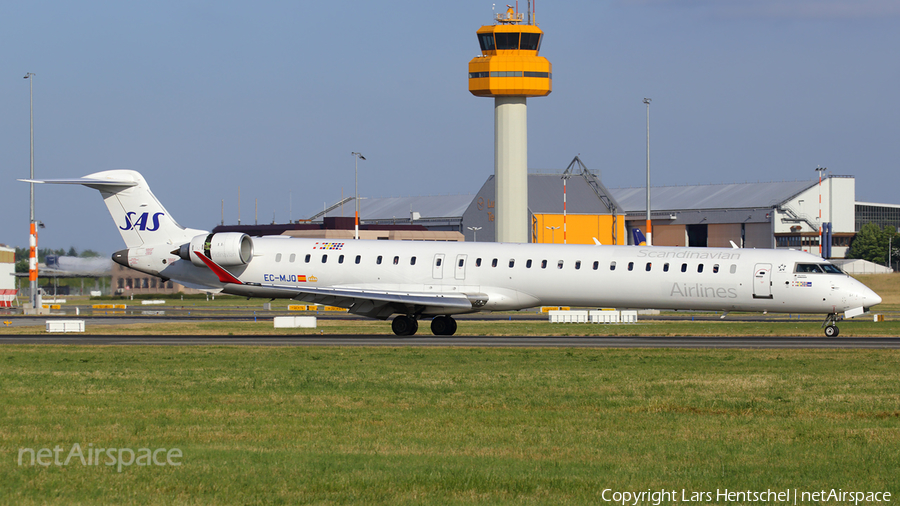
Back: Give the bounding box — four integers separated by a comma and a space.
815, 166, 827, 258
643, 98, 652, 246
545, 225, 560, 244
24, 72, 39, 313
467, 226, 482, 242
351, 152, 366, 239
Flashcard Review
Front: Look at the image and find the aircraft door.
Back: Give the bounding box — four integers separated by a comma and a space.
432, 254, 445, 279
753, 263, 773, 299
455, 254, 467, 280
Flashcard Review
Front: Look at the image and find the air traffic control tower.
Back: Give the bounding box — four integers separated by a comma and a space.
469, 5, 551, 243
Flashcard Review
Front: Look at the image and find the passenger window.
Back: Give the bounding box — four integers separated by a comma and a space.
377, 255, 383, 265
558, 260, 564, 269
575, 261, 581, 270
593, 261, 599, 270
509, 259, 515, 268
610, 261, 616, 271
681, 263, 687, 273
730, 264, 736, 274
628, 262, 634, 271
305, 254, 311, 263
411, 257, 417, 266
541, 260, 548, 269
698, 264, 704, 273
289, 254, 296, 263
322, 254, 327, 263
713, 264, 719, 273
276, 253, 282, 262
339, 255, 344, 264
645, 262, 652, 272
663, 263, 669, 272
492, 258, 498, 267
393, 256, 399, 265
526, 259, 533, 268
355, 255, 361, 264
475, 258, 482, 267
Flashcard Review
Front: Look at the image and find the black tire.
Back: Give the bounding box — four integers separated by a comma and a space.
431, 316, 458, 336
392, 315, 418, 336
824, 325, 839, 338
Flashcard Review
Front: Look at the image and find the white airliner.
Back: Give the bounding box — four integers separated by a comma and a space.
25, 170, 881, 337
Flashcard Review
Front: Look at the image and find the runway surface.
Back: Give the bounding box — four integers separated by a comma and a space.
2, 335, 900, 349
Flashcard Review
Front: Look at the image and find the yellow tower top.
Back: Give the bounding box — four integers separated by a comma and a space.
468, 5, 552, 98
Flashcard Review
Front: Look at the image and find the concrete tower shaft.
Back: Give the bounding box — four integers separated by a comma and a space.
469, 6, 551, 243
494, 96, 528, 242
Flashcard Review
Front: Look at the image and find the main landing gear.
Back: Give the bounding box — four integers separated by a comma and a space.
390, 315, 458, 336
822, 313, 841, 337
430, 315, 458, 336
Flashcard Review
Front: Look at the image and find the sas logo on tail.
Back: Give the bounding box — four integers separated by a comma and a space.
120, 212, 165, 231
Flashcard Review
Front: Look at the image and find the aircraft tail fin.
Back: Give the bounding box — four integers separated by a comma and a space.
632, 228, 647, 246
21, 170, 206, 249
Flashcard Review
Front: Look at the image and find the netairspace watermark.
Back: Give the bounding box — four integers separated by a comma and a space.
600, 488, 892, 506
18, 444, 182, 473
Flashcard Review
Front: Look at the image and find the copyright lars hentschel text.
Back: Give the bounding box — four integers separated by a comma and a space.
601, 488, 891, 505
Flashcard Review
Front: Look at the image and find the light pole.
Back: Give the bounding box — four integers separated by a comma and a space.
24, 72, 39, 312
643, 98, 652, 246
467, 226, 482, 242
545, 225, 559, 244
561, 171, 570, 244
815, 166, 827, 257
351, 152, 366, 239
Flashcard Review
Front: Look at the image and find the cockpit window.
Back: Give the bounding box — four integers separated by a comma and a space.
795, 263, 844, 274
820, 264, 844, 274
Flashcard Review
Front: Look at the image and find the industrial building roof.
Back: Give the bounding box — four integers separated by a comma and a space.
319, 194, 475, 221
311, 176, 823, 221
526, 173, 622, 214
523, 174, 817, 214
609, 180, 816, 213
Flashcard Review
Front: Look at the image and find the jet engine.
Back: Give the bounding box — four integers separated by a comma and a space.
176, 233, 254, 267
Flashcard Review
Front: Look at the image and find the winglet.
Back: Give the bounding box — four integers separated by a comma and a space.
193, 251, 243, 285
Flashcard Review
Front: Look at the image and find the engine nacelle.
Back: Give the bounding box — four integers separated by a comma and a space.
177, 233, 254, 267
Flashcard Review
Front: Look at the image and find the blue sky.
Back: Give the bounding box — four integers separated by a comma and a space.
2, 0, 898, 255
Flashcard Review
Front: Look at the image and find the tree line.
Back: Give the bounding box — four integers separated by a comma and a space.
846, 223, 899, 268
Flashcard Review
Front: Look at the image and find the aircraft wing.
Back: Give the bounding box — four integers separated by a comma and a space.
192, 251, 474, 319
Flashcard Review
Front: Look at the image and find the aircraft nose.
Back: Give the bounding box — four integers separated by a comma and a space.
860, 284, 882, 307
869, 290, 883, 307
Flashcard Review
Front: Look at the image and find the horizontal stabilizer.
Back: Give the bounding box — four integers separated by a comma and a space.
19, 177, 138, 190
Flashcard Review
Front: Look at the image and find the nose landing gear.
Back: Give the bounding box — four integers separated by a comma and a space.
822, 313, 841, 337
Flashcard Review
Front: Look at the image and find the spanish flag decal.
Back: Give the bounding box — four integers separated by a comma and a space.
298, 275, 307, 282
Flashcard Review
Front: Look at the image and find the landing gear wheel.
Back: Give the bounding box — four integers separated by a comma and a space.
391, 315, 418, 336
431, 316, 458, 336
821, 313, 842, 338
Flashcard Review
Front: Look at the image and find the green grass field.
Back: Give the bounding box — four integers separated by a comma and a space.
2, 346, 899, 505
